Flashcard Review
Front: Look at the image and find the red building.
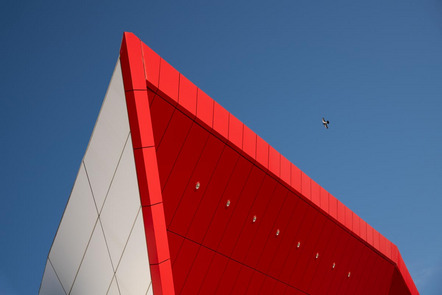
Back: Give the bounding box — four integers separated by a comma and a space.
39, 33, 418, 295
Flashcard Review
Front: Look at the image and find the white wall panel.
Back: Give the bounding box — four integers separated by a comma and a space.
49, 164, 98, 292
100, 136, 141, 267
39, 259, 66, 295
146, 283, 153, 295
83, 59, 130, 212
116, 210, 152, 295
70, 223, 114, 295
107, 276, 120, 295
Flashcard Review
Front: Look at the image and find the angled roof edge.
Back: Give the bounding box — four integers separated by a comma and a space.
120, 32, 418, 295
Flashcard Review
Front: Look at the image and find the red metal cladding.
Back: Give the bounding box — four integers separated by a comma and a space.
230, 267, 254, 295
256, 135, 269, 169
120, 32, 419, 295
242, 125, 257, 160
290, 163, 302, 193
168, 136, 225, 235
186, 147, 239, 244
213, 101, 229, 140
124, 90, 155, 149
157, 58, 179, 105
228, 114, 244, 149
311, 179, 321, 207
180, 246, 215, 295
301, 172, 311, 201
280, 155, 291, 186
120, 32, 145, 91
148, 92, 174, 147
177, 74, 197, 119
141, 42, 160, 92
142, 204, 171, 264
269, 145, 281, 178
196, 89, 214, 129
171, 239, 199, 294
197, 253, 229, 294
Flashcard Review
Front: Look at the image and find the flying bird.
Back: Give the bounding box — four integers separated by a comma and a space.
322, 117, 329, 129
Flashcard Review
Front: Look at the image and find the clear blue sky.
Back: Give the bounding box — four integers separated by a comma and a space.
1, 0, 441, 294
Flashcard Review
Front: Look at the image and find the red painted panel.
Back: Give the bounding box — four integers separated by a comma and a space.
327, 233, 360, 294
268, 195, 306, 279
120, 32, 145, 91
230, 266, 254, 295
180, 246, 215, 295
391, 244, 399, 264
197, 253, 229, 294
359, 219, 367, 242
352, 213, 360, 237
217, 166, 266, 256
155, 110, 193, 191
228, 114, 244, 149
320, 186, 329, 213
246, 185, 288, 271
280, 155, 291, 186
336, 242, 365, 295
158, 58, 179, 105
379, 234, 388, 259
231, 175, 276, 263
345, 207, 353, 231
214, 260, 242, 295
256, 135, 269, 169
171, 239, 199, 294
271, 282, 287, 295
124, 90, 155, 149
328, 193, 338, 220
259, 276, 276, 294
149, 259, 175, 295
167, 231, 184, 265
278, 201, 316, 283
178, 74, 197, 119
314, 227, 347, 294
337, 200, 346, 225
141, 42, 161, 91
311, 179, 320, 207
213, 101, 229, 140
284, 286, 304, 295
242, 125, 256, 160
161, 124, 209, 224
186, 147, 239, 244
142, 203, 170, 264
202, 156, 253, 250
245, 271, 266, 295
347, 246, 371, 295
196, 89, 214, 129
134, 147, 162, 206
301, 172, 311, 201
385, 241, 392, 261
168, 135, 224, 235
389, 267, 412, 295
288, 212, 327, 291
269, 146, 281, 178
366, 223, 374, 247
307, 222, 341, 294
373, 229, 380, 250
290, 164, 302, 194
149, 94, 175, 147
301, 219, 336, 293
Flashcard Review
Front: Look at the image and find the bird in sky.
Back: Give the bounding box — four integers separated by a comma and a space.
322, 117, 329, 129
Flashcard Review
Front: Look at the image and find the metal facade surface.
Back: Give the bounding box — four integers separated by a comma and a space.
120, 32, 419, 295
40, 60, 153, 295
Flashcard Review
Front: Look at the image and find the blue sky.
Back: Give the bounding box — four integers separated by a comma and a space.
1, 0, 441, 294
